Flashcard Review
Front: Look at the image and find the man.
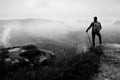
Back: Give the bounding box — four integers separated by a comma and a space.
86, 17, 102, 47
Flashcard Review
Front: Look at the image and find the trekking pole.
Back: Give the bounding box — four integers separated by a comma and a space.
86, 32, 92, 47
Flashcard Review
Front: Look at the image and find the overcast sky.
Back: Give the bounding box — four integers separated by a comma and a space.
0, 0, 120, 20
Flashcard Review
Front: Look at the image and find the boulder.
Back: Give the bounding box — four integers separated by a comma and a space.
1, 44, 56, 67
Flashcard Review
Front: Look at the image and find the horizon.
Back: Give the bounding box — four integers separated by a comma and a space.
0, 17, 118, 26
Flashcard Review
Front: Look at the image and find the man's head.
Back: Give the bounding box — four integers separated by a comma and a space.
94, 16, 97, 22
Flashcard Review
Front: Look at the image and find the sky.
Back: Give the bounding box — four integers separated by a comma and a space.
0, 0, 120, 21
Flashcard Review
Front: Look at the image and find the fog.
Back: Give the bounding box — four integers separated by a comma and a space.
0, 0, 119, 49
0, 18, 120, 48
0, 18, 82, 47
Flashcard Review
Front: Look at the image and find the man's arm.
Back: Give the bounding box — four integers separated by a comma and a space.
86, 22, 93, 32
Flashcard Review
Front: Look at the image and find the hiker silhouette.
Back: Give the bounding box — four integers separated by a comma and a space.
86, 17, 102, 47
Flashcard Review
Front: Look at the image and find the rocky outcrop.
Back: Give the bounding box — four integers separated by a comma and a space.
0, 44, 56, 67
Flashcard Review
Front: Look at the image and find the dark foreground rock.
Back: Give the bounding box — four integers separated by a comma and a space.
0, 44, 56, 67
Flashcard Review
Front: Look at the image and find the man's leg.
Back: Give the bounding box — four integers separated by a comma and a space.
92, 32, 95, 47
97, 32, 102, 45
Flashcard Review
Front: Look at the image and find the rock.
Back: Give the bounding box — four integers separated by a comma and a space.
19, 48, 56, 66
4, 58, 11, 62
22, 44, 37, 50
1, 44, 56, 67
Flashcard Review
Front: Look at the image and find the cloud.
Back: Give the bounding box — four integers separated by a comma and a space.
0, 0, 120, 20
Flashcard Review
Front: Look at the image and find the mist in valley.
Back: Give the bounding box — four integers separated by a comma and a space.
0, 18, 70, 47
0, 18, 120, 49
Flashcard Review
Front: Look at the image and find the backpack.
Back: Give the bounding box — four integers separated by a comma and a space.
92, 22, 101, 33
